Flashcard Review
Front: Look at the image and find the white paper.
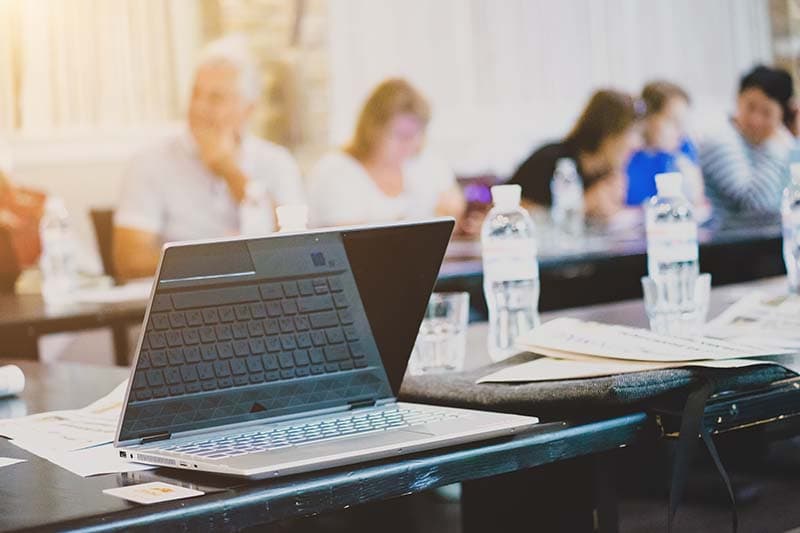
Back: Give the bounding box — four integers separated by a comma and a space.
0, 380, 153, 477
0, 457, 26, 468
9, 440, 152, 477
517, 317, 788, 364
705, 291, 800, 350
479, 356, 771, 384
0, 380, 128, 451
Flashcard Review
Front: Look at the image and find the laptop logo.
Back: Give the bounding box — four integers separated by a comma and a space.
311, 252, 326, 267
250, 402, 267, 414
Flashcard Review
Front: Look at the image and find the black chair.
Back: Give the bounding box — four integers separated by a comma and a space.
90, 208, 115, 280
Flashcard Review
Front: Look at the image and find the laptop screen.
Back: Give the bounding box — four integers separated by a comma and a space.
117, 219, 453, 444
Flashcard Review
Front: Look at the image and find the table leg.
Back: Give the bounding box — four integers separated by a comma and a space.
461, 456, 597, 533
0, 330, 39, 360
111, 323, 130, 366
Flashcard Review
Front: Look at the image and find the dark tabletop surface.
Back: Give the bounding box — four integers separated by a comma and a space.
0, 361, 652, 532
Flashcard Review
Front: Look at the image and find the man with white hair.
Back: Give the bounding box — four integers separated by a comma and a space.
113, 35, 304, 280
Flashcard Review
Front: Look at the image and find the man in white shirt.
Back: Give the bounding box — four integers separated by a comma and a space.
113, 36, 304, 280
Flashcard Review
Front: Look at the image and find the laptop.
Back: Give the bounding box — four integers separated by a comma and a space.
115, 219, 538, 479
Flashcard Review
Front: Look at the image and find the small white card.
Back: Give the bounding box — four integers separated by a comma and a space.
103, 482, 204, 505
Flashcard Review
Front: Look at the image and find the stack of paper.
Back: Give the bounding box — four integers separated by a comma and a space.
0, 381, 153, 477
480, 317, 790, 384
705, 291, 800, 351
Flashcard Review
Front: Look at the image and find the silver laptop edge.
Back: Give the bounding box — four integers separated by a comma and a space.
114, 218, 538, 477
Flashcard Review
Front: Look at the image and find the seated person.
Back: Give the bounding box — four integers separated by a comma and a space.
699, 65, 796, 222
307, 78, 465, 227
113, 36, 304, 281
508, 89, 643, 221
626, 81, 707, 209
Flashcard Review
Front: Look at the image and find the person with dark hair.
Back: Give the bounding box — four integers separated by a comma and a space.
699, 65, 797, 221
508, 89, 643, 220
626, 81, 707, 211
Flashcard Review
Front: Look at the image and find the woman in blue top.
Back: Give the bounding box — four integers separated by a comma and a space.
626, 81, 707, 212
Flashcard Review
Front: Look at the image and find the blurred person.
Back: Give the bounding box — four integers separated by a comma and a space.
113, 35, 304, 281
699, 65, 796, 222
626, 81, 707, 211
307, 78, 465, 227
508, 89, 643, 222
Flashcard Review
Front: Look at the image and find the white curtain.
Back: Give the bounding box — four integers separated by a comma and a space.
328, 0, 774, 176
0, 0, 198, 135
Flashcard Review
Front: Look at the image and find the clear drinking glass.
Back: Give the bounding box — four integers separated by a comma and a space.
408, 292, 469, 375
641, 273, 711, 337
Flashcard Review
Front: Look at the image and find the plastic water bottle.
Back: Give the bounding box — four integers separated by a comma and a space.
39, 197, 79, 305
645, 172, 699, 300
482, 185, 540, 362
550, 158, 584, 238
239, 180, 274, 236
782, 162, 800, 293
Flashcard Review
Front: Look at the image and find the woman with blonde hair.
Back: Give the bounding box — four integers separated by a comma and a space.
308, 78, 465, 227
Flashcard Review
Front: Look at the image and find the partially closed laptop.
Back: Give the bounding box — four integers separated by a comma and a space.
115, 219, 537, 479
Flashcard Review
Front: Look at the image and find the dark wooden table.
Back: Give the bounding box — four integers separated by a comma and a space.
0, 294, 147, 366
0, 360, 652, 532
439, 221, 785, 315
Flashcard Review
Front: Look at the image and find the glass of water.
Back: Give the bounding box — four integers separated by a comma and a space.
408, 292, 469, 375
641, 273, 711, 337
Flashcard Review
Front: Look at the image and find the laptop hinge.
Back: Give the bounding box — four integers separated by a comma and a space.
348, 398, 377, 410
140, 432, 171, 445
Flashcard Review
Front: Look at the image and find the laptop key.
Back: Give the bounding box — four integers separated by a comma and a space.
150, 350, 167, 367
249, 338, 266, 354
264, 319, 280, 336
230, 359, 247, 375
197, 363, 214, 380
259, 283, 283, 301
327, 276, 343, 292
246, 356, 264, 372
151, 313, 170, 330
281, 281, 299, 298
232, 324, 249, 339
214, 361, 231, 377
278, 353, 294, 369
298, 295, 333, 313
233, 375, 249, 386
148, 332, 167, 349
186, 382, 201, 393
249, 372, 265, 384
265, 337, 281, 352
186, 310, 203, 326
218, 306, 235, 323
233, 340, 249, 357
310, 311, 338, 329
296, 367, 310, 377
266, 301, 282, 317
298, 279, 314, 296
234, 304, 251, 320
338, 310, 354, 325
169, 312, 186, 328
183, 328, 200, 345
265, 370, 280, 382
309, 348, 324, 364
167, 331, 183, 347
248, 321, 264, 337
294, 316, 310, 331
169, 384, 186, 396
218, 377, 233, 388
279, 317, 295, 333
167, 349, 184, 365
280, 369, 295, 379
218, 342, 234, 359
262, 354, 279, 371
325, 328, 345, 344
201, 345, 217, 361
293, 349, 310, 366
281, 300, 299, 315
184, 346, 201, 362
343, 326, 359, 341
180, 365, 199, 382
250, 302, 267, 319
199, 326, 216, 343
215, 325, 233, 341
333, 293, 348, 309
202, 309, 220, 324
324, 345, 348, 362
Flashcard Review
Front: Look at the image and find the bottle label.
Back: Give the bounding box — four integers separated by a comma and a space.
646, 221, 698, 263
482, 238, 539, 281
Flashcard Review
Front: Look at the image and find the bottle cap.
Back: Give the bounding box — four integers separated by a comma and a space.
791, 162, 800, 185
555, 158, 577, 173
0, 364, 25, 397
654, 172, 684, 197
490, 185, 522, 209
276, 204, 309, 232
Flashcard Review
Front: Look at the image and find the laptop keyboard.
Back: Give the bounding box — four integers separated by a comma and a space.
149, 407, 462, 460
131, 273, 369, 402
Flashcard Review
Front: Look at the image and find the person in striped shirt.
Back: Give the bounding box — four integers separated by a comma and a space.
699, 65, 797, 223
